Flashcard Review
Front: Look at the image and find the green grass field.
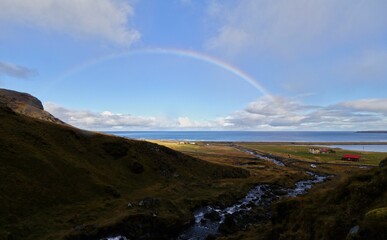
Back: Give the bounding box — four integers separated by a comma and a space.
238, 143, 387, 166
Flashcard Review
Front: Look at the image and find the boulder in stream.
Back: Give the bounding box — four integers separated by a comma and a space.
204, 211, 221, 222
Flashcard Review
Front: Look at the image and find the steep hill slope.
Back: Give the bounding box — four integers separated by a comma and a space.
0, 98, 249, 240
0, 88, 64, 124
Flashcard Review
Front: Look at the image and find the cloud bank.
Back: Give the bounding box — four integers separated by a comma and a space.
44, 97, 387, 131
224, 97, 387, 130
44, 102, 167, 130
0, 61, 37, 79
0, 0, 140, 45
44, 103, 227, 130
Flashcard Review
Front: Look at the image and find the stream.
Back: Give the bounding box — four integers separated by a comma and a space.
233, 145, 286, 166
177, 171, 329, 240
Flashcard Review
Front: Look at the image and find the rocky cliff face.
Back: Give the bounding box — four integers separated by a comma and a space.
0, 88, 65, 125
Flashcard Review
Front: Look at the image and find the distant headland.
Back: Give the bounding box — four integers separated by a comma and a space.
356, 131, 387, 133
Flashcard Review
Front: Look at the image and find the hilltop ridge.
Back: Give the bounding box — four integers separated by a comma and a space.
0, 88, 64, 125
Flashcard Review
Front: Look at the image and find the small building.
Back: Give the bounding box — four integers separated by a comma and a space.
309, 148, 320, 154
309, 148, 336, 155
320, 148, 330, 154
342, 154, 361, 161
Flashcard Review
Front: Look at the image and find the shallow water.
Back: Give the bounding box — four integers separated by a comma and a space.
328, 144, 387, 152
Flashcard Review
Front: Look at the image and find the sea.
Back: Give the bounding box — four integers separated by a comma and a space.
106, 131, 387, 152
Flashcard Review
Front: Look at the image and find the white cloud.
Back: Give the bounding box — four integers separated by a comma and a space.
245, 96, 318, 116
44, 103, 228, 130
177, 116, 229, 128
178, 117, 200, 128
339, 99, 387, 114
43, 98, 387, 131
223, 96, 387, 130
44, 102, 168, 130
206, 0, 387, 57
0, 61, 37, 79
224, 96, 311, 129
0, 0, 140, 45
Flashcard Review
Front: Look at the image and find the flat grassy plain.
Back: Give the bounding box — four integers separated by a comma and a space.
151, 140, 386, 177
239, 143, 387, 166
153, 140, 386, 196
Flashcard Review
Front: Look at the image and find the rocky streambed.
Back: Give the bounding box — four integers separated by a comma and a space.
102, 172, 330, 240
177, 171, 330, 240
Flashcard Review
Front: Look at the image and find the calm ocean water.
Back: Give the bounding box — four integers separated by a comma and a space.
106, 131, 387, 152
106, 131, 387, 142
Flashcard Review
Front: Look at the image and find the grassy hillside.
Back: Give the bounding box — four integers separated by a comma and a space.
0, 103, 249, 240
269, 159, 387, 240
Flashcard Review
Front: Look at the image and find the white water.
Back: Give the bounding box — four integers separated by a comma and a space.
102, 237, 128, 240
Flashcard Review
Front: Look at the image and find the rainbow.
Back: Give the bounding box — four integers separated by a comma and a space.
51, 47, 273, 100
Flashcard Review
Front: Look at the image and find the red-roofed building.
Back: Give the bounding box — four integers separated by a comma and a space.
320, 148, 329, 154
342, 154, 361, 161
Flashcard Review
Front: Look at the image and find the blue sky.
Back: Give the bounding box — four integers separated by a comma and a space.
1, 0, 387, 130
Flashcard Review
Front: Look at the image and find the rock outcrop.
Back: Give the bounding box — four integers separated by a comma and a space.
0, 88, 65, 125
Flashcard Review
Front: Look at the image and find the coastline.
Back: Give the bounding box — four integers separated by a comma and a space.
107, 131, 387, 144
149, 140, 387, 145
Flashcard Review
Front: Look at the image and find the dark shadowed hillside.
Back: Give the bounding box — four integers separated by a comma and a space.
0, 94, 249, 240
